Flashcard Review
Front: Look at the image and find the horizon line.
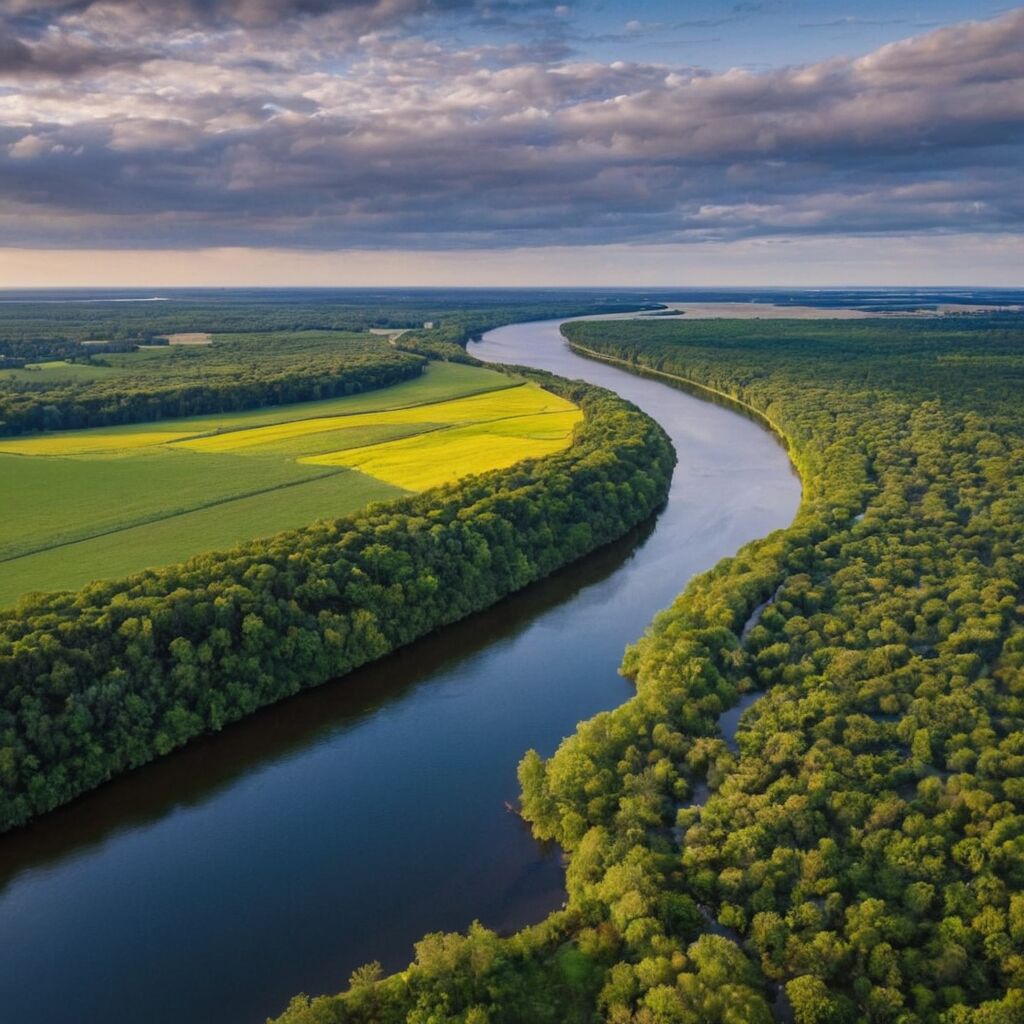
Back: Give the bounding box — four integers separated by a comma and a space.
0, 284, 1021, 292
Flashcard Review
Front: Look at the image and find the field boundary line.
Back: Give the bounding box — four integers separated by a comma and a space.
0, 467, 358, 565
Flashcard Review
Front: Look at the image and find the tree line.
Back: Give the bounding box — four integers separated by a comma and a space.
0, 338, 140, 368
0, 332, 425, 435
0, 368, 674, 831
0, 293, 657, 435
0, 291, 653, 348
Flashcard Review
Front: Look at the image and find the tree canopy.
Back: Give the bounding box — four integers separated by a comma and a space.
272, 313, 1024, 1024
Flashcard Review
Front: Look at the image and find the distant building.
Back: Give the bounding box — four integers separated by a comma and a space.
423, 321, 435, 329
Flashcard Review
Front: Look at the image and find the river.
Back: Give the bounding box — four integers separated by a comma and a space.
0, 316, 800, 1024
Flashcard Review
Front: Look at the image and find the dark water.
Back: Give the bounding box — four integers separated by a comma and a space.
0, 317, 800, 1024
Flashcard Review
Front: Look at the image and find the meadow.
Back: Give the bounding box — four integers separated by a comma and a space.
0, 360, 117, 383
0, 362, 581, 605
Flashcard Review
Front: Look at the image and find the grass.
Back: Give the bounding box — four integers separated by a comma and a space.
0, 362, 513, 456
0, 363, 581, 606
0, 429, 198, 455
0, 451, 329, 560
2, 469, 400, 607
0, 361, 118, 382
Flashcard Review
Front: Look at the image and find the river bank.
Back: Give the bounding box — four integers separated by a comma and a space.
0, 316, 800, 1024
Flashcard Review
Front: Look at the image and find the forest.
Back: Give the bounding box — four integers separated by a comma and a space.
271, 313, 1024, 1024
0, 290, 654, 351
0, 366, 674, 829
0, 332, 427, 435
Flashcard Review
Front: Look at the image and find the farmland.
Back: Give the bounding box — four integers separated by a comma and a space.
0, 330, 427, 434
0, 362, 581, 606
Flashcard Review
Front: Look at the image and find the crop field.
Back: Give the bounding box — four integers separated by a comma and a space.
307, 409, 582, 489
0, 363, 581, 606
1, 451, 326, 559
0, 361, 512, 456
1, 469, 398, 607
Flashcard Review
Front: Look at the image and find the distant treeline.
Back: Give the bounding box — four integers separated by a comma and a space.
0, 370, 674, 830
0, 332, 425, 435
0, 338, 141, 364
0, 297, 655, 434
0, 292, 653, 349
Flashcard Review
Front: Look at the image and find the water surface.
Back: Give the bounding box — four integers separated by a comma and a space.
0, 317, 800, 1024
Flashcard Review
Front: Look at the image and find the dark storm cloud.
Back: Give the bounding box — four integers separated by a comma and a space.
0, 0, 535, 31
0, 25, 152, 74
0, 4, 1021, 248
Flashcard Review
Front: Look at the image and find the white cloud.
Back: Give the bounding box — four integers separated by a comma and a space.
8, 132, 49, 157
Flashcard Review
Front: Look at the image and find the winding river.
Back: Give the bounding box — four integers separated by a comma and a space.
0, 317, 800, 1024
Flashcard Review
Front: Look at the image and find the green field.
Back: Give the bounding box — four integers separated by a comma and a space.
0, 360, 118, 383
0, 362, 580, 606
0, 359, 511, 454
1, 451, 329, 559
1, 468, 399, 605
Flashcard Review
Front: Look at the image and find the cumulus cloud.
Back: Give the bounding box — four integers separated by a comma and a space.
7, 132, 48, 157
0, 3, 1021, 248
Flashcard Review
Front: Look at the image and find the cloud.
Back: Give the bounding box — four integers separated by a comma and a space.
7, 131, 48, 156
1, 1, 540, 32
0, 26, 152, 75
0, 5, 1021, 249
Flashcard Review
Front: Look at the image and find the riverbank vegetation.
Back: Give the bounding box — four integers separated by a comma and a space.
274, 314, 1024, 1024
0, 367, 674, 830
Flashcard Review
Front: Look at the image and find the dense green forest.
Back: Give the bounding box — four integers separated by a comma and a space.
0, 293, 651, 434
0, 332, 426, 435
0, 368, 673, 829
273, 315, 1024, 1024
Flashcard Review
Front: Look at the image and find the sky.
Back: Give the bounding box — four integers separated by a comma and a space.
0, 0, 1021, 286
